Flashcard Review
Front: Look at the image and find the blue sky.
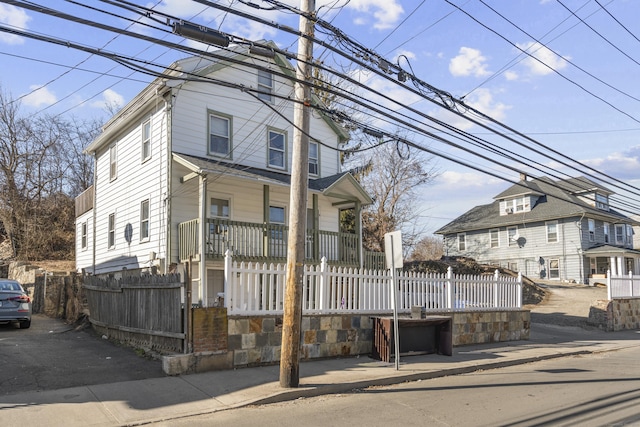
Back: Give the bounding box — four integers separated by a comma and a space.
2, 0, 640, 236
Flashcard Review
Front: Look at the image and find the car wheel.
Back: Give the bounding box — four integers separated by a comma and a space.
19, 320, 31, 329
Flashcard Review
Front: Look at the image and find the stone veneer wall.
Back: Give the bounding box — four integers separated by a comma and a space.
164, 309, 530, 375
588, 298, 640, 331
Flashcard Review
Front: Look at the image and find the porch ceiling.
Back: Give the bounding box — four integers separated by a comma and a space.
173, 152, 372, 206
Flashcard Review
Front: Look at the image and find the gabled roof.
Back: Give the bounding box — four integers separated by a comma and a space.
436, 176, 632, 235
86, 41, 348, 154
173, 153, 372, 206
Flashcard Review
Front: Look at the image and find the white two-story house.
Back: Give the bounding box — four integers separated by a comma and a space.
436, 175, 640, 284
75, 42, 373, 306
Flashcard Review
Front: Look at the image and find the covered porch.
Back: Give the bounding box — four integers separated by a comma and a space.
584, 245, 640, 283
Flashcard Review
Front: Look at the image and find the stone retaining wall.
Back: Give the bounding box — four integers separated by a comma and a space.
588, 298, 640, 331
163, 309, 530, 375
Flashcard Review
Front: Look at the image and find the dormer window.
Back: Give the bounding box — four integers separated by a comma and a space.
595, 193, 609, 211
500, 196, 531, 215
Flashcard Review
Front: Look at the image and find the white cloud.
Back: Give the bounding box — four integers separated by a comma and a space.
0, 4, 31, 45
91, 89, 125, 110
516, 41, 570, 76
583, 146, 640, 180
504, 70, 519, 81
394, 49, 416, 63
449, 47, 491, 77
345, 0, 404, 30
430, 88, 510, 131
21, 85, 56, 107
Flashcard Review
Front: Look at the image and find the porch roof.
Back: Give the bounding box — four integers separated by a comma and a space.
173, 152, 372, 206
583, 244, 640, 257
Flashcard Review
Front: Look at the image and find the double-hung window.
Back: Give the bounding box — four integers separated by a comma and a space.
546, 221, 558, 243
209, 113, 231, 157
490, 229, 499, 248
616, 224, 625, 244
140, 200, 150, 241
588, 219, 595, 242
268, 130, 286, 169
457, 233, 466, 251
81, 222, 87, 249
309, 141, 318, 175
142, 119, 151, 162
257, 70, 274, 103
508, 227, 518, 247
604, 222, 610, 243
108, 213, 116, 249
109, 144, 117, 181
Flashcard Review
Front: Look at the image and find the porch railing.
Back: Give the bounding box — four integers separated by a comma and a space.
607, 271, 640, 299
224, 253, 523, 315
178, 218, 364, 266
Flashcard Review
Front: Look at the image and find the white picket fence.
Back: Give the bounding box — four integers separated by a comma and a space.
607, 271, 640, 299
224, 254, 522, 315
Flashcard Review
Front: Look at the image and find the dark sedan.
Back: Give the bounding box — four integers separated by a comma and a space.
0, 279, 31, 329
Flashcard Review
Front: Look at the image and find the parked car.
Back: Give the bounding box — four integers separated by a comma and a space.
0, 279, 31, 329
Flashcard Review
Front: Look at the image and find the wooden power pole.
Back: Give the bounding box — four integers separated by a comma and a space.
280, 0, 315, 388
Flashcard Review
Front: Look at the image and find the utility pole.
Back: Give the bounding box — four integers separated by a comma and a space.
280, 0, 315, 388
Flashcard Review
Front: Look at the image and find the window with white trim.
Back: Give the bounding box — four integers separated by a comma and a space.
546, 221, 558, 243
142, 119, 151, 162
268, 130, 286, 169
140, 199, 149, 241
208, 113, 231, 157
457, 233, 466, 251
616, 224, 625, 245
257, 70, 274, 103
210, 198, 230, 218
309, 141, 318, 175
269, 205, 286, 240
604, 222, 610, 243
108, 213, 116, 249
81, 221, 87, 249
588, 219, 595, 242
549, 259, 560, 279
595, 193, 609, 210
109, 144, 117, 181
508, 226, 518, 247
627, 224, 633, 246
490, 229, 499, 248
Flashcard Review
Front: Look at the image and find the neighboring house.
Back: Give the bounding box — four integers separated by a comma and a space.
75, 42, 373, 306
435, 174, 640, 284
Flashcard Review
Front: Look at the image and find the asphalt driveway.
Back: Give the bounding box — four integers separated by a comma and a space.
0, 314, 164, 395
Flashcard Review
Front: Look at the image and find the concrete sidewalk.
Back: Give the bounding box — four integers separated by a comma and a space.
2, 323, 639, 427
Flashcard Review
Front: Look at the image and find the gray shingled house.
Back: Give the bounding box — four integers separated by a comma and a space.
435, 175, 640, 284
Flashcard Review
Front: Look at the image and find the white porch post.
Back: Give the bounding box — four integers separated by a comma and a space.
199, 175, 208, 306
617, 256, 625, 275
610, 256, 617, 275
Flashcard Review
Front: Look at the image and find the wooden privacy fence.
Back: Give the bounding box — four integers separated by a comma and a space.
225, 253, 522, 315
83, 274, 185, 353
608, 271, 640, 299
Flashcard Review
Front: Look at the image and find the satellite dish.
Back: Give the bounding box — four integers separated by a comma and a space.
512, 232, 520, 241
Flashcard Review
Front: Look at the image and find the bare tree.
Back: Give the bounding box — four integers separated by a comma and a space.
359, 140, 438, 255
409, 235, 444, 261
0, 87, 97, 260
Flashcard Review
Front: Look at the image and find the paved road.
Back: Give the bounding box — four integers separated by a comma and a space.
157, 345, 640, 427
0, 314, 164, 395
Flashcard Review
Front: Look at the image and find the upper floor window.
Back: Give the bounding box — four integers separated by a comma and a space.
268, 129, 286, 169
604, 222, 610, 243
490, 229, 499, 248
588, 219, 595, 242
209, 113, 231, 157
627, 224, 633, 246
257, 70, 274, 103
546, 221, 558, 243
210, 198, 230, 218
501, 196, 530, 215
109, 144, 117, 181
142, 119, 151, 162
309, 141, 319, 175
595, 193, 609, 210
615, 224, 625, 245
108, 213, 116, 249
140, 200, 150, 241
507, 226, 518, 247
81, 221, 87, 249
457, 233, 466, 251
